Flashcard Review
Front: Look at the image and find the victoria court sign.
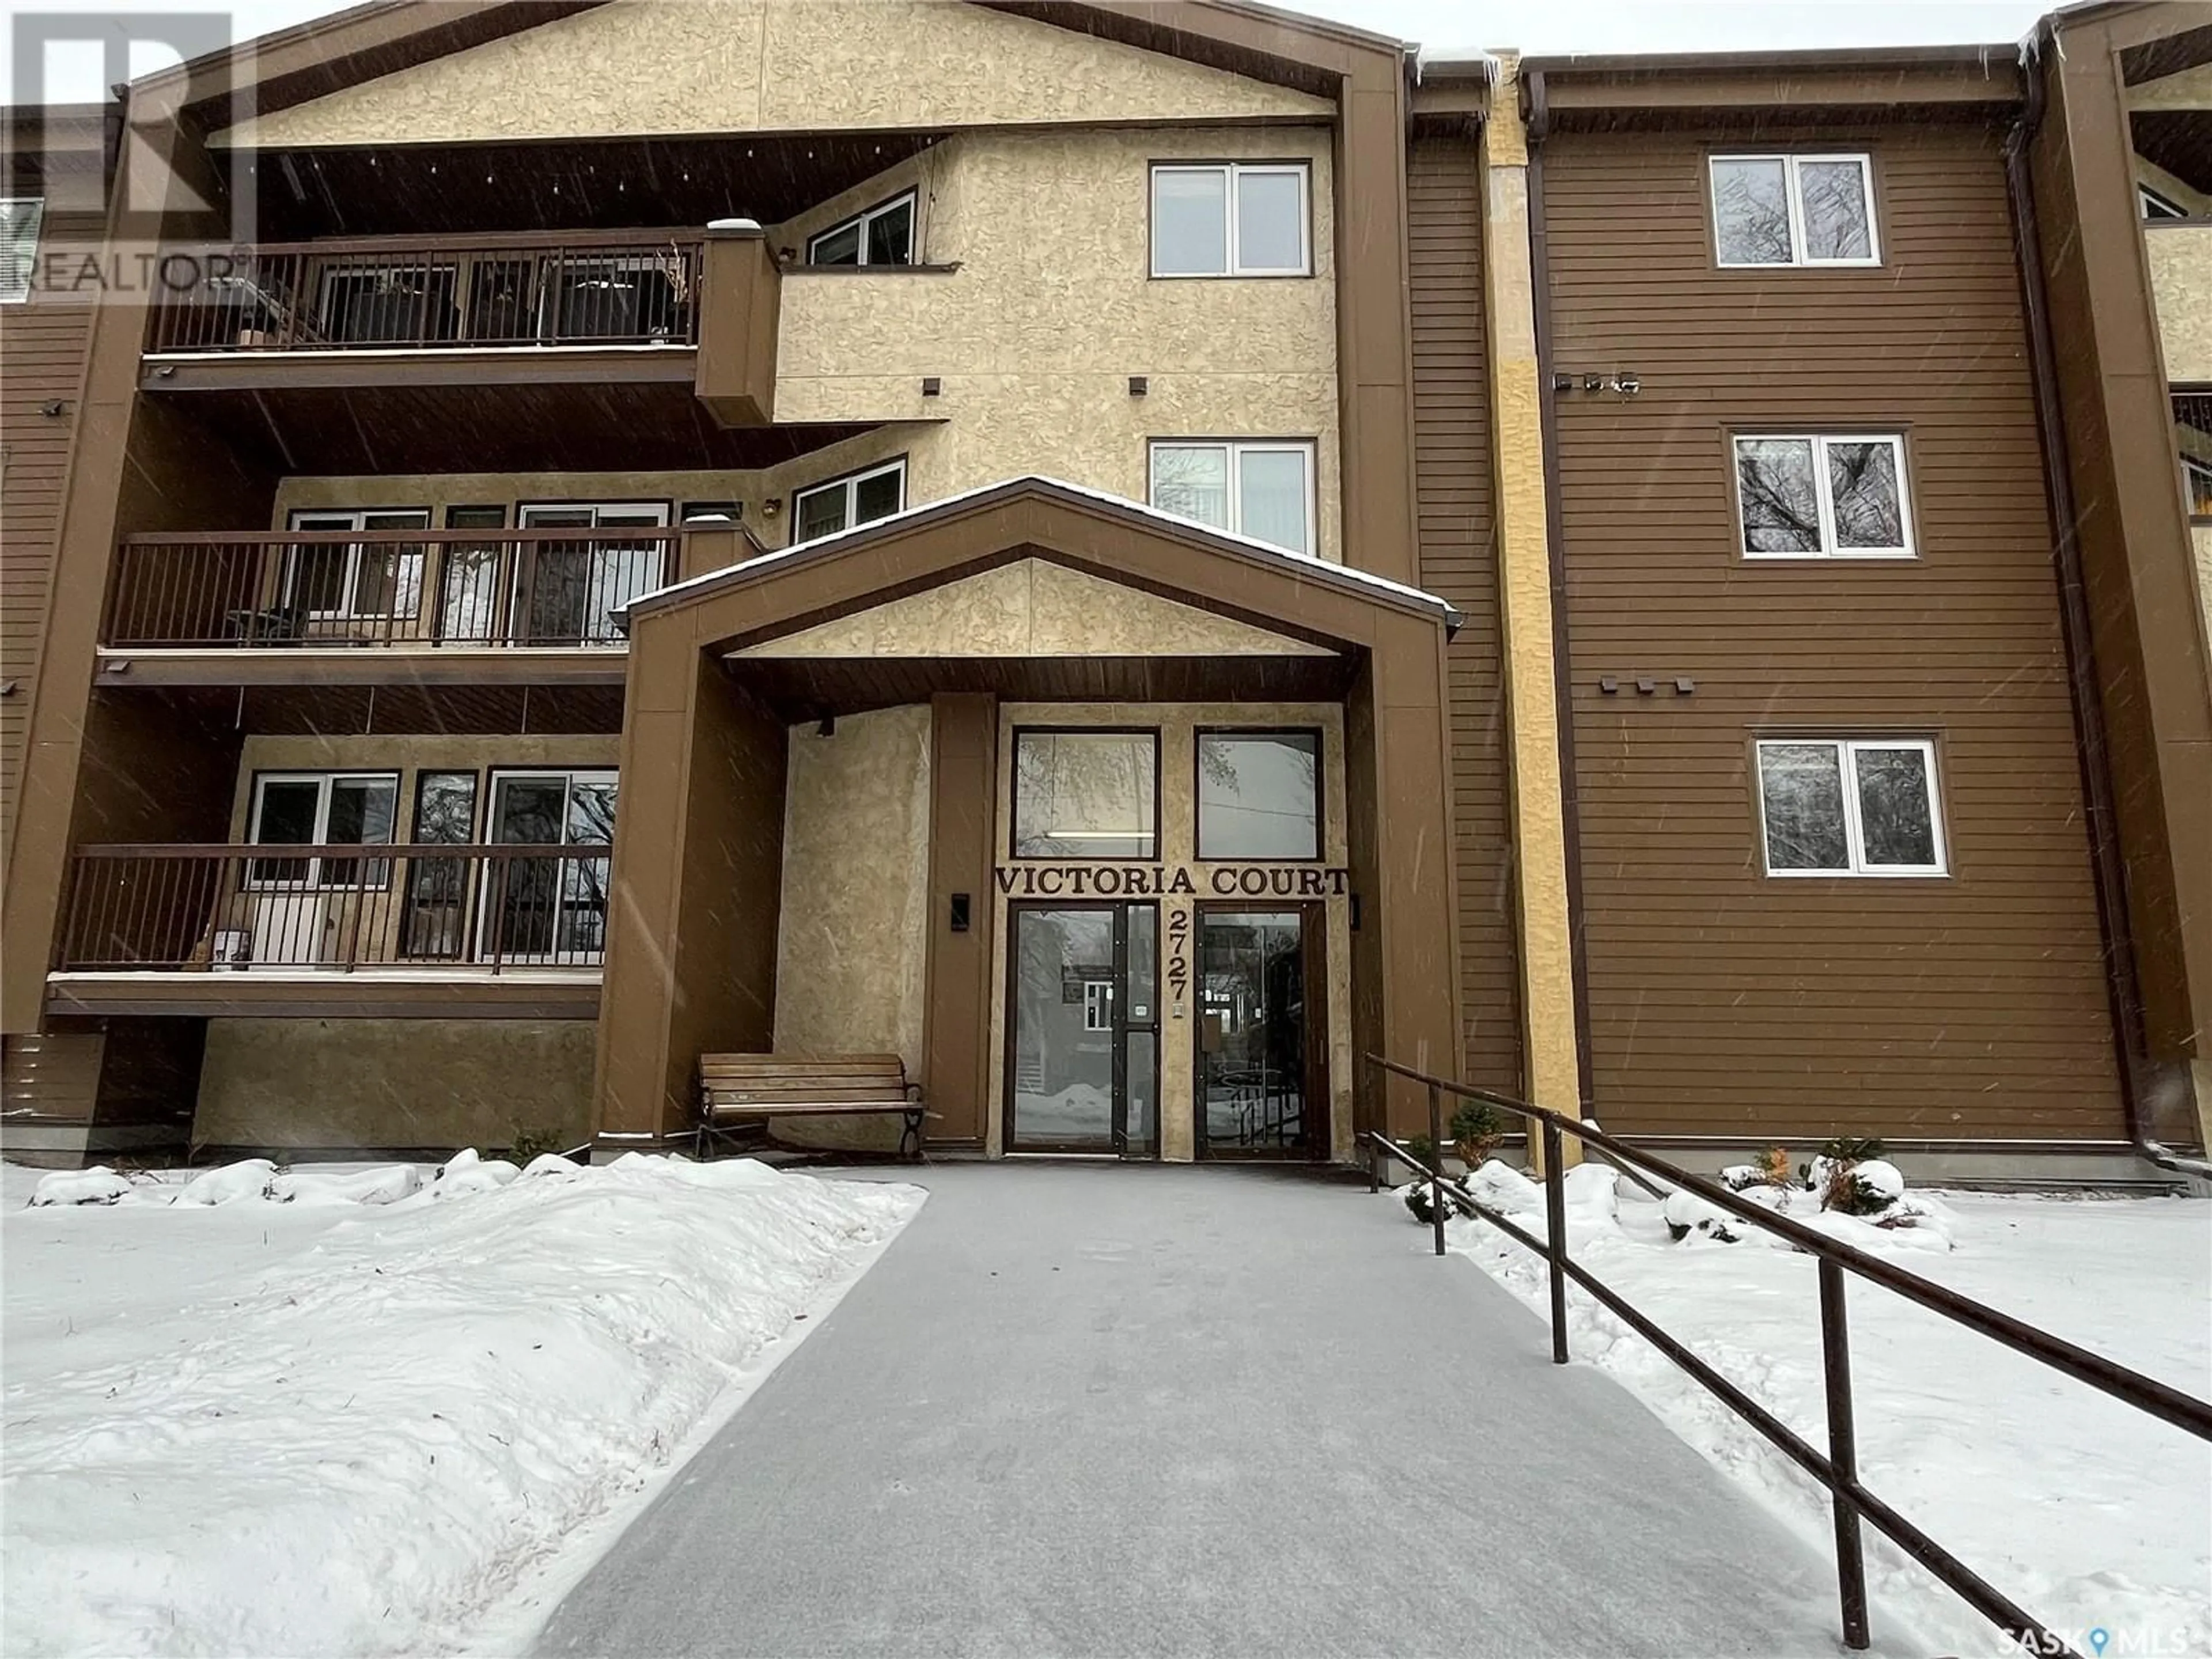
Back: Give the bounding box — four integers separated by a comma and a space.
994, 863, 1351, 898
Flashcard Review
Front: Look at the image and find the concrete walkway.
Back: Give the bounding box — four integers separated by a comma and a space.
537, 1163, 1855, 1658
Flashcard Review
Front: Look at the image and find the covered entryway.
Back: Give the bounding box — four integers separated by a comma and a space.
589, 479, 1467, 1162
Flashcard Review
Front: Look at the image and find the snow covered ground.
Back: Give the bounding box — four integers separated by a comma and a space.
1442, 1163, 2212, 1659
2, 1154, 922, 1658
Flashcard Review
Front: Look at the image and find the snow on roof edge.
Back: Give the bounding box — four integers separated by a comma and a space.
626, 475, 1463, 624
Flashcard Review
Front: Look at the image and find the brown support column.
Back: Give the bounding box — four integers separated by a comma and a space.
921, 692, 997, 1146
1349, 615, 1465, 1139
2032, 28, 2212, 1146
593, 623, 786, 1152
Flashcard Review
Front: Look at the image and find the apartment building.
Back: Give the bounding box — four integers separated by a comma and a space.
0, 0, 2203, 1177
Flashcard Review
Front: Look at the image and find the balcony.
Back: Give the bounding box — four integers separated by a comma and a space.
146, 231, 704, 367
2145, 221, 2212, 385
49, 844, 610, 1018
137, 227, 878, 473
100, 526, 687, 685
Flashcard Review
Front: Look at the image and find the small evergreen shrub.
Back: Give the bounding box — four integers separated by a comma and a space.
508, 1125, 571, 1164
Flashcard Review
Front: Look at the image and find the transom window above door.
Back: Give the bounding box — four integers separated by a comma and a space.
1710, 154, 1878, 267
1756, 738, 1945, 877
793, 459, 906, 543
1197, 730, 1321, 861
1149, 440, 1315, 555
1150, 163, 1309, 277
285, 509, 431, 624
1734, 434, 1912, 558
1013, 730, 1160, 860
807, 191, 917, 266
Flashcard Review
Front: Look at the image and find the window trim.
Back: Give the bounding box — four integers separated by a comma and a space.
1146, 438, 1319, 555
2139, 183, 2190, 222
479, 767, 619, 965
282, 506, 434, 620
1754, 737, 1948, 879
1192, 726, 1325, 863
1710, 152, 1881, 270
1732, 432, 1915, 560
805, 189, 919, 267
790, 457, 908, 544
244, 770, 402, 890
1148, 161, 1312, 279
2, 196, 44, 304
2183, 455, 2212, 522
1009, 725, 1164, 863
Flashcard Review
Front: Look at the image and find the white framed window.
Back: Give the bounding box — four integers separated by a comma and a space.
807, 190, 917, 267
1150, 163, 1309, 278
1734, 434, 1912, 559
480, 768, 618, 964
1710, 154, 1878, 268
247, 771, 399, 888
284, 508, 432, 622
1756, 738, 1946, 877
1148, 440, 1315, 555
513, 501, 669, 644
1, 198, 43, 304
793, 459, 906, 543
2139, 184, 2189, 222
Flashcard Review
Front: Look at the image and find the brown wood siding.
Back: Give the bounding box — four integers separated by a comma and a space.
1, 209, 101, 869
1408, 135, 1521, 1096
1541, 122, 2125, 1141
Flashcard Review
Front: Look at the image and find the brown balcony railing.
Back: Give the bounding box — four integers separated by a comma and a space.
104, 527, 682, 649
60, 844, 615, 973
146, 231, 706, 354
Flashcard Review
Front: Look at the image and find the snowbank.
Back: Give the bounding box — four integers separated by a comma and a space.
3, 1154, 922, 1658
1442, 1170, 2212, 1658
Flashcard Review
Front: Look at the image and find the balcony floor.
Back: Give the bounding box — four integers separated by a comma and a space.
46, 968, 601, 1021
96, 646, 632, 688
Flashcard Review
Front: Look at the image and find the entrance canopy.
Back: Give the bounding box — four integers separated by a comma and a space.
594, 477, 1467, 1150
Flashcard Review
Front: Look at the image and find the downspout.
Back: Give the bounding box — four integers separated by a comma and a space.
2004, 28, 2212, 1181
1520, 68, 1597, 1115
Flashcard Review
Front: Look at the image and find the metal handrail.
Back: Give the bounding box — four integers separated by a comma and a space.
1362, 1052, 2212, 1659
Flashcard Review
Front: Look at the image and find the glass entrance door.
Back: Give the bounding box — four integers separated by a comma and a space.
1196, 908, 1321, 1158
1007, 903, 1158, 1156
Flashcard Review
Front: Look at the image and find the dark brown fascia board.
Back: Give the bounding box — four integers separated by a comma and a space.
975, 1, 1403, 98
2048, 0, 2212, 69
627, 476, 1461, 631
2, 104, 113, 164
1523, 43, 2027, 119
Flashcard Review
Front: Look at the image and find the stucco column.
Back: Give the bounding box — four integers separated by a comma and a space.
1483, 59, 1582, 1168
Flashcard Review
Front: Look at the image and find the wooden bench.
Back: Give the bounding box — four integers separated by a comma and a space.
696, 1053, 926, 1161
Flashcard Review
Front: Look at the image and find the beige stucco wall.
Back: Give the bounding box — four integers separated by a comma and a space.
734, 558, 1335, 660
195, 1018, 596, 1150
2147, 222, 2212, 384
217, 0, 1330, 148
768, 704, 933, 1150
984, 702, 1354, 1165
774, 126, 1344, 561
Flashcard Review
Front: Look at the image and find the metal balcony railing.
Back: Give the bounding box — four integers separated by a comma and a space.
60, 844, 616, 973
146, 231, 705, 354
103, 528, 682, 649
